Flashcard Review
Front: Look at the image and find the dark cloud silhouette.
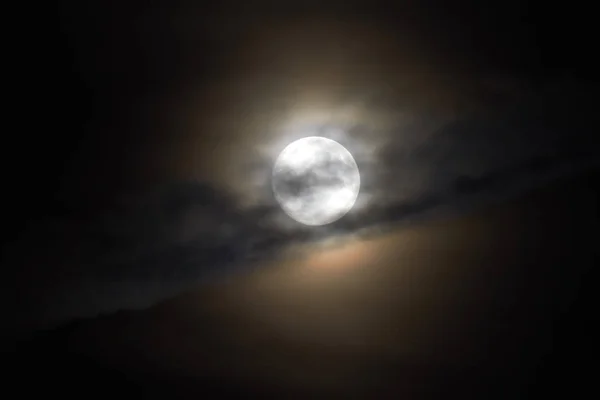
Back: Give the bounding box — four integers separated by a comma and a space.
8, 138, 598, 334
6, 146, 598, 335
4, 72, 599, 335
2, 181, 294, 332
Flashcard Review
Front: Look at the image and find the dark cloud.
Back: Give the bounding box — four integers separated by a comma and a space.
321, 83, 600, 238
451, 153, 582, 196
2, 181, 293, 332
5, 80, 599, 334
375, 82, 598, 200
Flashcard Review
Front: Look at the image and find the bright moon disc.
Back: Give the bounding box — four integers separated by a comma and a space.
272, 136, 360, 226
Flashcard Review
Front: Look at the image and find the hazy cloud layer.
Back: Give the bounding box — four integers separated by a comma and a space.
5, 83, 598, 333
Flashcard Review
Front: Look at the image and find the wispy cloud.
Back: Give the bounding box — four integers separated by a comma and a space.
4, 80, 598, 332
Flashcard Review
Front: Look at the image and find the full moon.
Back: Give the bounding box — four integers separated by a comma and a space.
272, 136, 360, 226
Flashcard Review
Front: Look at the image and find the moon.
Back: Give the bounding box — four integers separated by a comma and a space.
272, 136, 360, 226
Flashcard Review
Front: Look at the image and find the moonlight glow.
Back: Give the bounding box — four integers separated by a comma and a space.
272, 137, 360, 226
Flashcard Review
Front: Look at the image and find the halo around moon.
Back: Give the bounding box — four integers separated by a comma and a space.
272, 136, 360, 226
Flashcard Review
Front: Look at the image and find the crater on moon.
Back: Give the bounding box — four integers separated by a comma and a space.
272, 136, 360, 226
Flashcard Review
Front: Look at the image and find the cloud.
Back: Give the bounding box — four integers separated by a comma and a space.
5, 79, 599, 334
6, 153, 598, 333
320, 82, 600, 237
3, 181, 294, 332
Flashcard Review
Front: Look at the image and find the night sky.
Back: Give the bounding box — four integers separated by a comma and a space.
2, 1, 599, 398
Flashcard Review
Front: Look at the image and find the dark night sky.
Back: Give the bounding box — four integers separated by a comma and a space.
2, 1, 599, 398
